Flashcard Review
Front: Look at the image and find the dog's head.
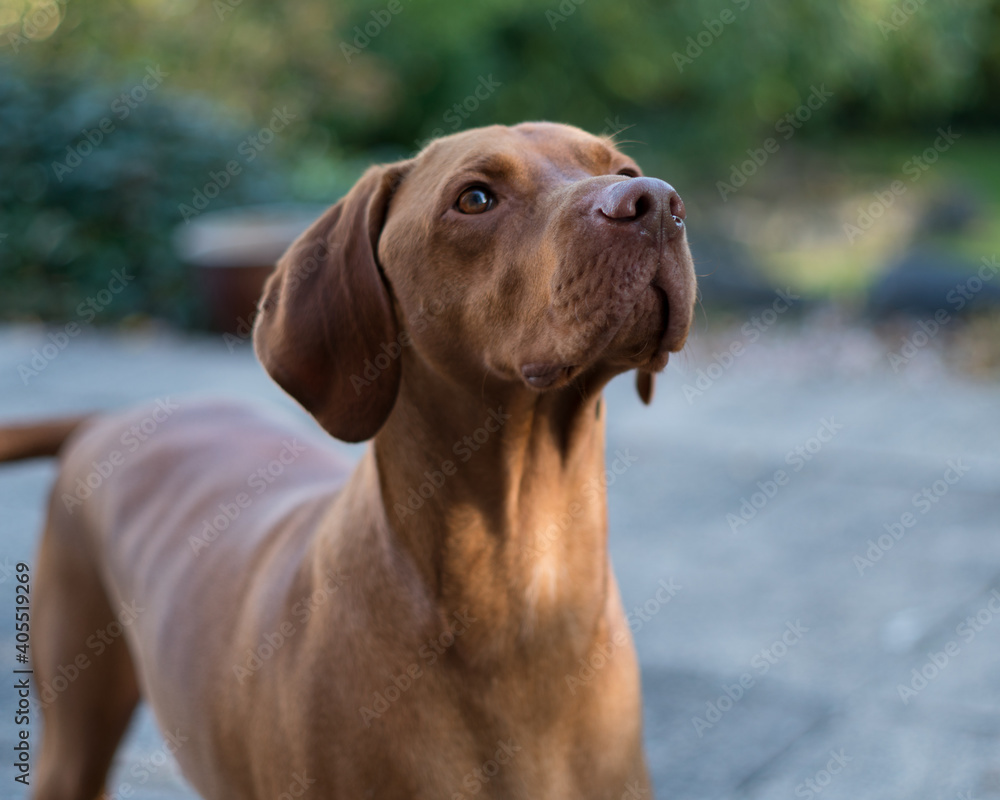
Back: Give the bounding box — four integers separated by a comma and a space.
255, 122, 697, 442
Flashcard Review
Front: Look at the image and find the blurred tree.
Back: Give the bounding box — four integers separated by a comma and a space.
3, 0, 995, 160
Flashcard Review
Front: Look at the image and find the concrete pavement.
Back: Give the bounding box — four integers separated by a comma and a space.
0, 310, 997, 799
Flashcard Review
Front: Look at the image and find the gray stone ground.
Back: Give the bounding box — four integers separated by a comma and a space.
0, 309, 998, 800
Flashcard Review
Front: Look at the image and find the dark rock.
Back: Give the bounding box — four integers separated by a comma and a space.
867, 246, 1000, 317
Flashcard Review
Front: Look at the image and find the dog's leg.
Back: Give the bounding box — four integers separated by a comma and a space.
31, 512, 140, 800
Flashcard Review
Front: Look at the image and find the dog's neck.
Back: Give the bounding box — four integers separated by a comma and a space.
369, 364, 617, 659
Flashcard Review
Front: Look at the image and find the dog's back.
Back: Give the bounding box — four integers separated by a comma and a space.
56, 398, 346, 575
31, 398, 349, 798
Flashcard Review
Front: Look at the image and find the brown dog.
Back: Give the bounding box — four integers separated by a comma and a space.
6, 121, 696, 799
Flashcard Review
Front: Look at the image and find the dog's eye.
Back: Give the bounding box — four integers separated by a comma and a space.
617, 168, 639, 178
456, 186, 495, 214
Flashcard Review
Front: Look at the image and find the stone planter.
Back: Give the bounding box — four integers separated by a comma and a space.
173, 204, 326, 333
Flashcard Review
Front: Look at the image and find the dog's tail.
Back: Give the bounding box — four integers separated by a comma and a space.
0, 415, 94, 463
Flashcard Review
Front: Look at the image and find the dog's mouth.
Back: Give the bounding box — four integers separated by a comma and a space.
647, 284, 673, 371
606, 280, 674, 373
521, 362, 578, 389
646, 248, 697, 365
517, 282, 670, 391
516, 237, 696, 393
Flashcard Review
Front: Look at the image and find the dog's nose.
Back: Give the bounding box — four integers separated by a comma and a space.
597, 177, 685, 239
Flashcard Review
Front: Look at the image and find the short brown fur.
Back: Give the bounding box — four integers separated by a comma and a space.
16, 122, 696, 800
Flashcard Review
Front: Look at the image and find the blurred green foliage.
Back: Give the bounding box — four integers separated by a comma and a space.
0, 70, 286, 325
1, 0, 998, 323
9, 0, 996, 160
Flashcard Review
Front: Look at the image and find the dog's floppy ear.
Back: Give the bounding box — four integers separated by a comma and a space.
254, 163, 411, 442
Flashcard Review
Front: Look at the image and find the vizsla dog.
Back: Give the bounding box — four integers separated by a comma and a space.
2, 121, 696, 799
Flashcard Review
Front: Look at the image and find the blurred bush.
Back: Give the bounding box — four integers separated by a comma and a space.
0, 70, 287, 326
